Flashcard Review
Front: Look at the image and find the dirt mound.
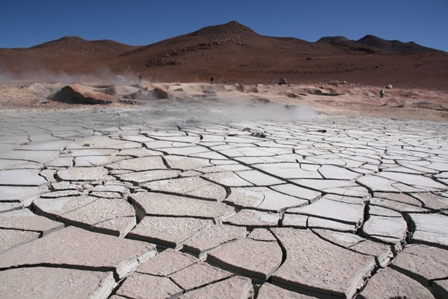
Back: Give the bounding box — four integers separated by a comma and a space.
52, 84, 115, 104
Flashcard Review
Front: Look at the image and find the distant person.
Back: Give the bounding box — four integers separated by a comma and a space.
138, 75, 143, 83
380, 89, 385, 98
210, 77, 214, 84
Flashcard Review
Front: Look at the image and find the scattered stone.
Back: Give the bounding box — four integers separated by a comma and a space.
246, 86, 259, 93
235, 83, 245, 92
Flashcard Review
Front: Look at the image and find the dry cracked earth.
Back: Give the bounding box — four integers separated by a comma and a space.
0, 105, 447, 299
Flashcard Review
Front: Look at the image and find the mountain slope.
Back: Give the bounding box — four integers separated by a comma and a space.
0, 21, 446, 89
356, 35, 440, 53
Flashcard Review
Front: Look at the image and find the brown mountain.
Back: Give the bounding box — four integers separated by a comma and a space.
1, 21, 447, 89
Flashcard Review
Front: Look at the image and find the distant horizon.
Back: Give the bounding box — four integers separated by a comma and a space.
1, 1, 447, 52
4, 21, 445, 53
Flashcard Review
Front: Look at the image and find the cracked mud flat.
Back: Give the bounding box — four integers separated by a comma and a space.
0, 103, 447, 299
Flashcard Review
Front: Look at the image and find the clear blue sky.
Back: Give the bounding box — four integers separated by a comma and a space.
1, 0, 447, 52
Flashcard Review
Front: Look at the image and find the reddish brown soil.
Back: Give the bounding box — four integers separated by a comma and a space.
1, 21, 447, 89
0, 21, 447, 120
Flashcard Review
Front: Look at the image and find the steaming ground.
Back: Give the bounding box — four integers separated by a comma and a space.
0, 81, 447, 121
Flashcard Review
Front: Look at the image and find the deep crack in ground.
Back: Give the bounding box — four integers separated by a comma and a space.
0, 108, 447, 299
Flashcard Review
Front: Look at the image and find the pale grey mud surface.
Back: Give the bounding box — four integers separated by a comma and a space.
0, 104, 447, 299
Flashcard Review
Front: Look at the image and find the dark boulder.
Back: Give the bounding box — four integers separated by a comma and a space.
278, 77, 287, 85
152, 87, 170, 99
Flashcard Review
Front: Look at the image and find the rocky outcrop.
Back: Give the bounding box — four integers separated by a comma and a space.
27, 83, 52, 98
51, 84, 115, 104
235, 83, 245, 92
152, 87, 170, 99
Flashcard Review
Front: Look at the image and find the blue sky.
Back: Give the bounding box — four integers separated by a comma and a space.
1, 0, 447, 52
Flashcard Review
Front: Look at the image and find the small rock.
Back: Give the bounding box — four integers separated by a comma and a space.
246, 86, 259, 93
152, 87, 170, 99
235, 83, 245, 92
278, 77, 287, 85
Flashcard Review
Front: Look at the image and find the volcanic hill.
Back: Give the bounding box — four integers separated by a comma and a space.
1, 21, 447, 89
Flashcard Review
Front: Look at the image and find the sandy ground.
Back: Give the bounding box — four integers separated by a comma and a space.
0, 81, 447, 121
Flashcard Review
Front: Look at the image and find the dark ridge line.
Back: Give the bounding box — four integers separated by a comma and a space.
0, 263, 119, 280
388, 263, 440, 296
138, 213, 224, 222
178, 275, 238, 297
310, 228, 384, 298
284, 211, 360, 226
167, 276, 186, 296
181, 231, 248, 261
268, 275, 347, 299
132, 187, 226, 204
355, 187, 373, 237
268, 228, 288, 277
0, 199, 22, 203
108, 274, 129, 298
198, 141, 328, 202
